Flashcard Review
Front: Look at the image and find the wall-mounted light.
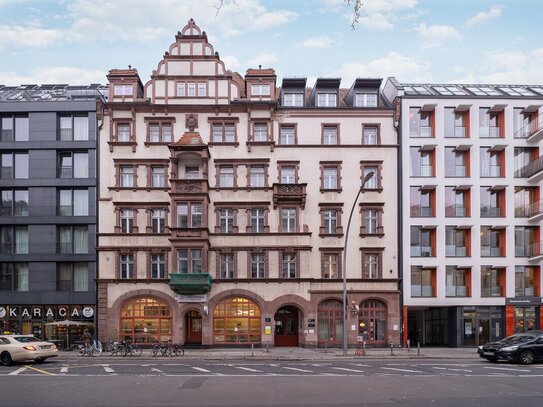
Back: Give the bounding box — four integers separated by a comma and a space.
203, 305, 209, 316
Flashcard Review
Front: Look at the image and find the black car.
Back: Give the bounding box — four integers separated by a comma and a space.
478, 331, 543, 364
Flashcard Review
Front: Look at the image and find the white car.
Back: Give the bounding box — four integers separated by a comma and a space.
0, 335, 59, 366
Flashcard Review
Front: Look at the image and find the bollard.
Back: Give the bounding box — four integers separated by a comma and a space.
266, 341, 270, 353
390, 342, 394, 356
251, 343, 254, 357
324, 342, 328, 354
407, 339, 410, 353
417, 341, 420, 355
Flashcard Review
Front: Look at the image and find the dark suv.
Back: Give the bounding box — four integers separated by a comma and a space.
478, 331, 543, 365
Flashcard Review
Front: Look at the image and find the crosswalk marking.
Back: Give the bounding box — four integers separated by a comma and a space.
235, 366, 262, 373
484, 366, 531, 372
103, 366, 115, 373
381, 367, 422, 373
60, 367, 69, 373
331, 367, 365, 373
282, 367, 313, 373
192, 366, 211, 373
9, 367, 27, 375
151, 368, 164, 373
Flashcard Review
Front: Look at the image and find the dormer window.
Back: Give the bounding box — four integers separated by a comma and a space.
252, 84, 270, 96
283, 93, 303, 107
114, 85, 132, 96
317, 93, 337, 107
355, 93, 378, 108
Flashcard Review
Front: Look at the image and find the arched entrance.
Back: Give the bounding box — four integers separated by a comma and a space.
358, 299, 387, 346
120, 297, 172, 344
213, 297, 261, 344
185, 310, 202, 345
317, 299, 343, 347
274, 306, 299, 347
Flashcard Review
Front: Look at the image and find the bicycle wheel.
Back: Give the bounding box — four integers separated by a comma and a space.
174, 346, 184, 357
151, 347, 158, 357
91, 346, 102, 357
76, 346, 85, 357
120, 345, 128, 357
131, 346, 142, 357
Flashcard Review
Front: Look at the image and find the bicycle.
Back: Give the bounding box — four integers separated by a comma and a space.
104, 340, 124, 356
76, 341, 102, 357
120, 340, 142, 357
151, 341, 184, 357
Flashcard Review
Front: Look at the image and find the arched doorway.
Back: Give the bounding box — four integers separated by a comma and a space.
274, 306, 299, 347
317, 299, 343, 347
185, 310, 202, 345
358, 299, 387, 346
213, 297, 261, 344
120, 297, 172, 344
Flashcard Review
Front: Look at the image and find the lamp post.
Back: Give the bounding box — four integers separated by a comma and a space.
343, 171, 374, 356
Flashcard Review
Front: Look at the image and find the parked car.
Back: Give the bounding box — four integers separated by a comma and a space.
478, 331, 543, 365
0, 335, 58, 366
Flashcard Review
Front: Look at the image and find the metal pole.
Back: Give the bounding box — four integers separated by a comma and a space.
343, 172, 374, 356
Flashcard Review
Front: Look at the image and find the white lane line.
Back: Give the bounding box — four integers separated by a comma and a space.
60, 367, 69, 373
433, 367, 472, 372
381, 367, 423, 373
351, 363, 370, 367
151, 368, 164, 373
103, 366, 115, 373
234, 366, 262, 373
8, 367, 27, 375
330, 367, 365, 373
282, 367, 313, 373
484, 366, 531, 372
191, 367, 211, 373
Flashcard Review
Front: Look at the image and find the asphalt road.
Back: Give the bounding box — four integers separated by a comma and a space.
1, 358, 542, 407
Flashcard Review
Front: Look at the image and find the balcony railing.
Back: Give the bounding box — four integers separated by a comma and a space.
1, 129, 13, 141
58, 205, 73, 216
514, 119, 543, 140
273, 183, 307, 209
59, 128, 73, 141
446, 246, 468, 257
414, 165, 433, 177
446, 165, 467, 177
481, 246, 502, 257
480, 126, 501, 138
515, 156, 543, 178
411, 285, 434, 297
447, 126, 467, 138
480, 165, 502, 177
446, 286, 467, 296
420, 126, 433, 138
480, 206, 502, 217
410, 205, 433, 217
445, 205, 467, 217
60, 166, 73, 178
481, 287, 502, 297
515, 287, 536, 297
410, 246, 433, 257
529, 241, 543, 258
525, 198, 543, 218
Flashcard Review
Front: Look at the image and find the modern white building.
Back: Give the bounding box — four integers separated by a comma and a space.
385, 78, 543, 346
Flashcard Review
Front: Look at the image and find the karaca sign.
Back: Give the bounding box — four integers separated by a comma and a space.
0, 305, 94, 319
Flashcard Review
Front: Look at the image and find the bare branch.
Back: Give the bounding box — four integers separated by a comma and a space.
345, 0, 363, 29
215, 0, 239, 17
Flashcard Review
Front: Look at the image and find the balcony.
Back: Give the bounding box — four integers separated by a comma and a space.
410, 205, 433, 217
445, 205, 467, 217
480, 206, 502, 218
481, 246, 502, 257
170, 179, 209, 194
168, 273, 212, 294
480, 126, 501, 138
60, 166, 73, 178
410, 246, 433, 257
525, 198, 543, 222
529, 241, 543, 261
480, 165, 502, 177
516, 156, 543, 182
515, 120, 543, 143
273, 183, 307, 209
446, 246, 468, 257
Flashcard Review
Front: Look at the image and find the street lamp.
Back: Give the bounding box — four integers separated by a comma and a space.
343, 171, 374, 356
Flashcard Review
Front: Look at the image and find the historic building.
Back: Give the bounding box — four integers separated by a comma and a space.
384, 78, 543, 347
0, 84, 104, 346
97, 19, 400, 348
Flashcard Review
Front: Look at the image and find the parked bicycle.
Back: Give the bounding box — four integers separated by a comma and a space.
76, 340, 102, 357
120, 340, 142, 357
151, 341, 184, 357
104, 340, 124, 356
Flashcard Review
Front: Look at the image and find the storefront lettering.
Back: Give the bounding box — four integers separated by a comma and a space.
1, 305, 94, 320
58, 308, 67, 317
33, 308, 42, 317
46, 308, 54, 317
71, 308, 80, 317
9, 308, 16, 317
21, 309, 31, 318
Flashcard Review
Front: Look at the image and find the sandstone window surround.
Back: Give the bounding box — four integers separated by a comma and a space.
208, 117, 240, 146
361, 248, 384, 279
360, 161, 383, 192
214, 207, 239, 233
362, 123, 381, 145
359, 203, 384, 237
319, 161, 342, 192
321, 123, 340, 145
320, 249, 343, 279
319, 203, 344, 237
109, 118, 137, 152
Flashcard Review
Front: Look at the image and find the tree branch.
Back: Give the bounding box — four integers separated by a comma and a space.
345, 0, 363, 29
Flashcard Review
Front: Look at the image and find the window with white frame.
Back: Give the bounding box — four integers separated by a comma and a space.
250, 208, 265, 233
187, 82, 196, 97
323, 126, 338, 145
219, 208, 234, 233
355, 93, 378, 107
219, 166, 234, 187
177, 202, 202, 228
362, 252, 380, 279
323, 209, 338, 234
120, 209, 134, 233
282, 92, 303, 107
149, 123, 172, 143
212, 123, 236, 143
151, 209, 165, 233
322, 166, 338, 190
280, 166, 296, 184
120, 166, 134, 187
280, 126, 295, 145
177, 82, 186, 96
151, 254, 166, 279
253, 123, 268, 142
363, 126, 378, 145
151, 166, 165, 187
364, 209, 378, 234
281, 208, 297, 233
317, 93, 337, 107
120, 254, 134, 279
281, 253, 297, 278
363, 166, 378, 189
177, 249, 202, 273
251, 253, 265, 278
251, 84, 271, 96
198, 82, 207, 97
114, 85, 132, 96
220, 253, 234, 278
249, 165, 265, 187
323, 253, 340, 278
117, 123, 131, 142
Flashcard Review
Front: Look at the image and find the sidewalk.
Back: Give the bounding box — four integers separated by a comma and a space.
59, 346, 480, 361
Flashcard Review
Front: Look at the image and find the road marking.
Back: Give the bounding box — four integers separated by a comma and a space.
433, 367, 472, 372
234, 366, 262, 373
191, 367, 211, 373
282, 367, 313, 373
381, 367, 422, 373
484, 366, 531, 372
103, 366, 115, 373
330, 367, 365, 373
8, 367, 27, 375
351, 363, 370, 367
60, 367, 69, 373
151, 368, 163, 373
24, 365, 57, 376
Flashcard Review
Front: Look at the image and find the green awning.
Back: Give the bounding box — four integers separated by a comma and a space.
168, 273, 212, 294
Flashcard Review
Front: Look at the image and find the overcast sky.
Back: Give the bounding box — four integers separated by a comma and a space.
1, 0, 542, 87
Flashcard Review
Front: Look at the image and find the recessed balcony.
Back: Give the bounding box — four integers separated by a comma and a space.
526, 199, 543, 222
528, 241, 543, 262
527, 121, 543, 143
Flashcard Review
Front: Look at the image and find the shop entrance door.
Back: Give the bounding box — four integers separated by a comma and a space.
185, 311, 202, 345
317, 300, 344, 347
274, 306, 299, 347
478, 319, 490, 346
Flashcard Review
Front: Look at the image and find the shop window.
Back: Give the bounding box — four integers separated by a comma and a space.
358, 300, 387, 344
120, 297, 172, 344
213, 297, 261, 344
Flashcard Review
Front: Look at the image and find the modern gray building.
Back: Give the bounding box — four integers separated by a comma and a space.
0, 84, 105, 347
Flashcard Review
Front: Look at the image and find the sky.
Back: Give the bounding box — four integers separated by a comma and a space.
0, 0, 542, 87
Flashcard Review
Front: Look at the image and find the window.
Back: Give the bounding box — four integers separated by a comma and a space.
445, 226, 469, 257
317, 93, 337, 107
219, 209, 235, 233
117, 123, 131, 142
151, 209, 165, 233
444, 147, 468, 177
151, 166, 165, 187
322, 126, 338, 145
1, 152, 28, 179
58, 189, 88, 216
409, 107, 433, 138
211, 122, 236, 143
219, 166, 234, 187
444, 107, 468, 138
281, 208, 297, 233
249, 165, 265, 187
177, 82, 186, 96
279, 166, 296, 184
410, 226, 434, 257
279, 126, 296, 145
410, 187, 434, 217
363, 126, 378, 145
281, 253, 297, 278
361, 207, 382, 235
480, 187, 504, 218
250, 208, 265, 233
411, 266, 434, 297
322, 253, 340, 278
480, 148, 503, 177
362, 166, 379, 189
59, 115, 88, 141
282, 92, 303, 107
58, 225, 88, 253
57, 263, 88, 291
251, 253, 266, 278
515, 266, 537, 297
120, 166, 134, 188
151, 254, 166, 279
1, 189, 28, 216
120, 209, 134, 234
177, 249, 202, 273
1, 116, 28, 141
120, 298, 172, 344
322, 166, 339, 190
219, 253, 234, 278
59, 152, 88, 178
188, 82, 196, 97
253, 123, 268, 142
445, 186, 469, 217
410, 147, 434, 177
362, 252, 381, 279
120, 254, 135, 279
515, 226, 536, 257
355, 93, 378, 107
322, 209, 338, 234
148, 123, 172, 143
0, 226, 28, 254
480, 226, 504, 257
177, 202, 202, 228
446, 266, 469, 297
252, 84, 270, 96
481, 266, 504, 297
479, 108, 503, 138
0, 263, 29, 291
198, 82, 207, 97
185, 165, 200, 179
114, 85, 132, 96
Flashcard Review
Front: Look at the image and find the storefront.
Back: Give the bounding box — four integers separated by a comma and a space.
505, 298, 542, 336
0, 305, 95, 348
213, 297, 261, 344
120, 297, 172, 344
462, 306, 504, 346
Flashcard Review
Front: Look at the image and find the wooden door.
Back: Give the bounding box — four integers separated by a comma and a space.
185, 311, 202, 344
